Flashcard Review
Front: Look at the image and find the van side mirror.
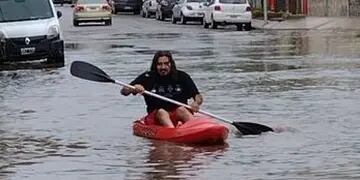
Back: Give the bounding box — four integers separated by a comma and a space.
57, 11, 62, 18
71, 4, 75, 8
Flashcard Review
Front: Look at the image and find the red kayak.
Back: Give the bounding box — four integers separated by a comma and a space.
133, 115, 229, 145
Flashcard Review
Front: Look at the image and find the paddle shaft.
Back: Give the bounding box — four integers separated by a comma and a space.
115, 80, 233, 125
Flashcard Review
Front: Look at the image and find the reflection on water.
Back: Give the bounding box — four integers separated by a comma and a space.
128, 141, 228, 180
0, 133, 89, 176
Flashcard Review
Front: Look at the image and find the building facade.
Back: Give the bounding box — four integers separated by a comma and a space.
250, 0, 360, 17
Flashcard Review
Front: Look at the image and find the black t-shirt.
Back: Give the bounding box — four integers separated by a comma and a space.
130, 70, 199, 113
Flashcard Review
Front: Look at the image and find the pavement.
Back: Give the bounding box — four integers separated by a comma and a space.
252, 16, 360, 30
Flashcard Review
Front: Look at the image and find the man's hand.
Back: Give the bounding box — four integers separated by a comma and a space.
190, 101, 200, 113
189, 94, 202, 112
132, 84, 145, 95
121, 84, 145, 96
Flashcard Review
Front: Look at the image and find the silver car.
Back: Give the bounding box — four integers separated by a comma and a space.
171, 0, 207, 24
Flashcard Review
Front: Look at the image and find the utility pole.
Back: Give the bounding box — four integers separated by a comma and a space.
347, 0, 350, 17
264, 0, 268, 24
285, 0, 289, 13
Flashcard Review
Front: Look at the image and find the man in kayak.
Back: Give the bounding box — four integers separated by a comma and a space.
121, 50, 203, 128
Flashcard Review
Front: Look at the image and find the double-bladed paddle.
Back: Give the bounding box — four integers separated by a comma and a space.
70, 61, 274, 135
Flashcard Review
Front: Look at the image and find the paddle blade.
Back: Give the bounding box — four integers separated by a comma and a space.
70, 61, 115, 83
232, 122, 273, 135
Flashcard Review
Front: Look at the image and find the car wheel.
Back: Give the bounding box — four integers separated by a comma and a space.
244, 22, 252, 31
73, 19, 79, 26
160, 11, 165, 21
134, 10, 140, 15
155, 11, 160, 20
145, 9, 150, 18
140, 9, 145, 17
105, 19, 112, 26
180, 14, 186, 24
236, 24, 242, 31
171, 14, 177, 24
203, 18, 209, 28
112, 7, 117, 14
210, 17, 217, 29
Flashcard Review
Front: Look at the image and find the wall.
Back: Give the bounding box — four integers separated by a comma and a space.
350, 0, 360, 16
308, 0, 347, 16
308, 0, 349, 16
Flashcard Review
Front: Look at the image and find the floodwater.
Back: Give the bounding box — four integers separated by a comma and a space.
1, 13, 360, 180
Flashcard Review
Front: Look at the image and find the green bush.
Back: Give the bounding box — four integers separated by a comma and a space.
252, 9, 263, 18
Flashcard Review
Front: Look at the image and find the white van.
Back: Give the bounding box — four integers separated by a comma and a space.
0, 0, 65, 66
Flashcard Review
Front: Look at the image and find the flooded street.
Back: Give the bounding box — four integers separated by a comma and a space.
1, 5, 360, 180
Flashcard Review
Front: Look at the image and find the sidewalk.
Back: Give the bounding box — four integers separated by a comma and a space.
252, 16, 360, 30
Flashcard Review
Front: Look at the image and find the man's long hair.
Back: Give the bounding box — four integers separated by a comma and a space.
150, 50, 178, 79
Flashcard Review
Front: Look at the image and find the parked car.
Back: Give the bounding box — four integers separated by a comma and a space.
72, 0, 112, 26
171, 0, 207, 24
0, 0, 64, 66
53, 0, 77, 4
109, 0, 142, 14
203, 0, 252, 31
155, 0, 177, 21
141, 0, 158, 18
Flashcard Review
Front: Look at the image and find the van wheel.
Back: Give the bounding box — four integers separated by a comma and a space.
47, 49, 64, 67
47, 55, 64, 67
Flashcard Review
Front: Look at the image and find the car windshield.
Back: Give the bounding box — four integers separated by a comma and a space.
0, 0, 53, 23
77, 0, 104, 3
187, 0, 207, 3
219, 0, 246, 4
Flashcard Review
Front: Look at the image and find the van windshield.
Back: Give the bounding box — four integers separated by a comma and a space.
0, 0, 54, 23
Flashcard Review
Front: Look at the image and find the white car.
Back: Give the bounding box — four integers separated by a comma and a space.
171, 0, 207, 24
72, 0, 112, 26
141, 0, 158, 18
203, 0, 252, 31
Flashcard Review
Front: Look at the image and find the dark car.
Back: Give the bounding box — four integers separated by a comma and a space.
155, 0, 176, 21
53, 0, 76, 4
109, 0, 142, 14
